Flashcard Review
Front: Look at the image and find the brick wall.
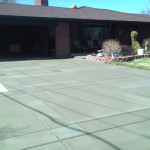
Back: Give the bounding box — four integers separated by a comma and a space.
55, 23, 70, 58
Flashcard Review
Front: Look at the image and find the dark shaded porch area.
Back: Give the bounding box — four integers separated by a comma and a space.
0, 25, 55, 58
70, 22, 150, 54
70, 22, 110, 54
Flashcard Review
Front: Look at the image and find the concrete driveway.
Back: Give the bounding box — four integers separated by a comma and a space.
0, 57, 150, 150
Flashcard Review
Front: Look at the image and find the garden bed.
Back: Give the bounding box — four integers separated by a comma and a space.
86, 54, 150, 63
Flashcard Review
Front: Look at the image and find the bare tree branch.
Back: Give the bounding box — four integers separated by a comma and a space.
141, 0, 150, 15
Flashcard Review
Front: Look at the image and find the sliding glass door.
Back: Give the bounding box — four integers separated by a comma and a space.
83, 24, 107, 48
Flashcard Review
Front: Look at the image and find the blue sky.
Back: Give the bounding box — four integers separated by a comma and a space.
15, 0, 149, 14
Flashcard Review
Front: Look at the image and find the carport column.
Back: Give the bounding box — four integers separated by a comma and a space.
55, 23, 71, 58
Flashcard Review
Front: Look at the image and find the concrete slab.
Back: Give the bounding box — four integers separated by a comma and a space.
37, 83, 65, 91
123, 120, 150, 138
56, 87, 146, 113
15, 76, 46, 85
77, 119, 114, 133
37, 89, 122, 121
64, 135, 114, 150
30, 142, 67, 150
1, 79, 28, 89
94, 124, 150, 150
51, 124, 83, 139
131, 108, 150, 119
110, 78, 150, 89
76, 84, 150, 107
125, 85, 150, 98
55, 80, 87, 88
0, 58, 150, 150
30, 73, 70, 83
11, 94, 41, 104
10, 93, 70, 129
22, 86, 44, 93
101, 113, 146, 126
0, 95, 47, 139
0, 130, 58, 150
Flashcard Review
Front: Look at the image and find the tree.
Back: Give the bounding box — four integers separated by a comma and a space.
1, 0, 16, 3
141, 0, 150, 15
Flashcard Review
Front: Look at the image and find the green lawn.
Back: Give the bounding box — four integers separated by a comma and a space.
110, 58, 150, 70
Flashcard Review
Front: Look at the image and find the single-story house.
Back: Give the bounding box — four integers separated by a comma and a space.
0, 0, 150, 58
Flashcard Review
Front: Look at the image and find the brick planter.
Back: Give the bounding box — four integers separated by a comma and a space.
86, 54, 150, 63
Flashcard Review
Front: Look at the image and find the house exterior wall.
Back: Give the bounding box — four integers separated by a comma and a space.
1, 20, 150, 58
115, 23, 131, 45
137, 24, 150, 42
55, 23, 70, 58
38, 27, 49, 56
116, 23, 150, 46
69, 22, 150, 54
70, 23, 78, 40
70, 22, 78, 52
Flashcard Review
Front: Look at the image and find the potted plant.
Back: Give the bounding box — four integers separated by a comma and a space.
97, 50, 104, 57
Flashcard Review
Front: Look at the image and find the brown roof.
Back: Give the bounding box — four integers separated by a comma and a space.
0, 3, 150, 23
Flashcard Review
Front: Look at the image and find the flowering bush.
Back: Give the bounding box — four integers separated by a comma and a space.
102, 39, 121, 56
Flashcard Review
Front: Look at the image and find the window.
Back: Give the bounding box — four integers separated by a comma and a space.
83, 25, 105, 40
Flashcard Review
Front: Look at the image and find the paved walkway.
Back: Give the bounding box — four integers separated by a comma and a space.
0, 57, 150, 150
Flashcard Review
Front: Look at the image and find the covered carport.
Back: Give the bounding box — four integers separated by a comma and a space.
0, 16, 56, 58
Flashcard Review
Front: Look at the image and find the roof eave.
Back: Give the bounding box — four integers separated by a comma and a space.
0, 15, 150, 25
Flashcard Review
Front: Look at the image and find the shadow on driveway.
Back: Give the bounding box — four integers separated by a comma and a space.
1, 93, 121, 150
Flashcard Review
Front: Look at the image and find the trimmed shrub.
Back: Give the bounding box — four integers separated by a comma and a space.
131, 31, 141, 54
121, 45, 133, 56
102, 39, 121, 56
142, 38, 150, 51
